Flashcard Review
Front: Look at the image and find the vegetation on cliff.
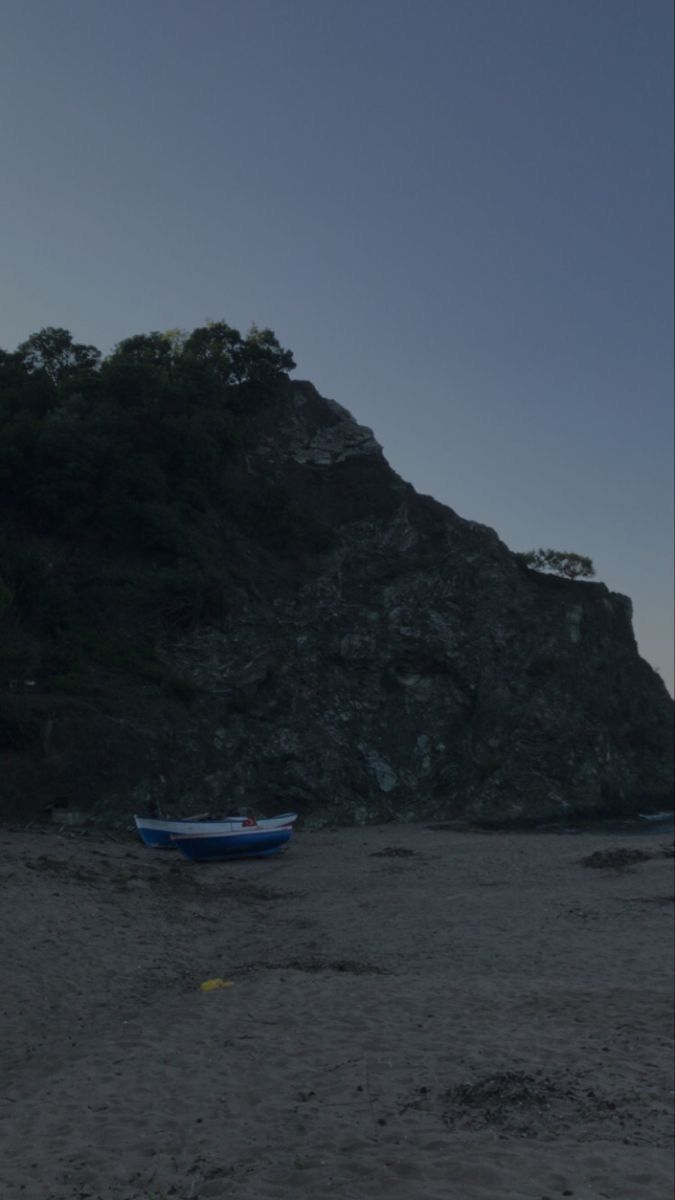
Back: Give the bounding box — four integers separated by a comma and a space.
1, 323, 296, 557
0, 322, 309, 751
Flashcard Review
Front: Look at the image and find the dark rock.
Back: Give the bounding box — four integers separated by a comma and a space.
1, 379, 672, 826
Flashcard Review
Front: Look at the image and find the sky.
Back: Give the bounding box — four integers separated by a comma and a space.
1, 0, 673, 692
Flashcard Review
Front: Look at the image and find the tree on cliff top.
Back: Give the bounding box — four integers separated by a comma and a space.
182, 322, 296, 385
17, 327, 101, 384
0, 319, 299, 562
516, 549, 595, 580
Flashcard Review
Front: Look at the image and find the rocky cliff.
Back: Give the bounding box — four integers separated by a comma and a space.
2, 378, 672, 825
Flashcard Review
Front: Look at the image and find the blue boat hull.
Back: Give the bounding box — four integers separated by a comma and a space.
171, 828, 292, 862
134, 814, 297, 849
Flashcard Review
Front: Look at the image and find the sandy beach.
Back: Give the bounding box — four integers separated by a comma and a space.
0, 819, 672, 1200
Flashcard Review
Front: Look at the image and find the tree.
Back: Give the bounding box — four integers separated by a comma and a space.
516, 548, 595, 580
0, 349, 27, 389
17, 328, 100, 384
182, 321, 296, 386
239, 324, 295, 382
107, 330, 184, 368
181, 322, 243, 386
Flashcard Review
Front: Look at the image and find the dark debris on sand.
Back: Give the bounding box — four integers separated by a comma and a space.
580, 844, 673, 870
437, 1069, 655, 1143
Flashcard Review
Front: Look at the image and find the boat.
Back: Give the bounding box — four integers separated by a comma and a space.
134, 812, 297, 849
171, 825, 293, 862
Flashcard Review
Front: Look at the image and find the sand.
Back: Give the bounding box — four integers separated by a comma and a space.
0, 819, 672, 1200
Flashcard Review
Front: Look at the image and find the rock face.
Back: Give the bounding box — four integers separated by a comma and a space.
2, 380, 673, 825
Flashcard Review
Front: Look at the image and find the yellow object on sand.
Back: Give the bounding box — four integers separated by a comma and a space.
199, 978, 234, 992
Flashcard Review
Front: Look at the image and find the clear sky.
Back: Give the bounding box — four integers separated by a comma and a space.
2, 0, 673, 692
